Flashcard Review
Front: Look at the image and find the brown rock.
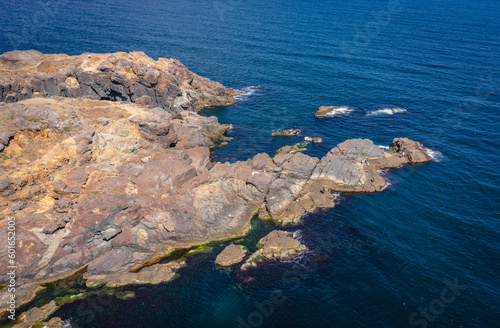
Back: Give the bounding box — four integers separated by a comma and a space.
215, 244, 248, 267
271, 128, 302, 137
391, 138, 431, 163
14, 300, 59, 328
314, 105, 353, 117
241, 230, 306, 270
0, 51, 236, 114
0, 82, 431, 312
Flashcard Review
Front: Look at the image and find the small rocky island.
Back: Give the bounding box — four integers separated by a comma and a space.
0, 51, 431, 326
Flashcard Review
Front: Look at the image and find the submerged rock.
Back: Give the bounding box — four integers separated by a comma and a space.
241, 230, 306, 270
215, 244, 248, 267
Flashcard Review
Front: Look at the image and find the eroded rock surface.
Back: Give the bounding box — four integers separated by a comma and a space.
271, 128, 302, 137
12, 300, 58, 328
0, 51, 432, 315
215, 244, 248, 267
241, 230, 306, 270
314, 105, 353, 117
0, 108, 430, 312
0, 50, 236, 114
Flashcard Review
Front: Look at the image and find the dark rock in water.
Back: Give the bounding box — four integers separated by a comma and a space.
241, 230, 307, 270
215, 244, 248, 267
0, 51, 237, 115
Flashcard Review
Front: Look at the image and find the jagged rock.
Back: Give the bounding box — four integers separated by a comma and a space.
0, 56, 432, 314
391, 137, 431, 163
271, 128, 302, 137
276, 141, 309, 155
215, 244, 248, 267
86, 262, 181, 288
44, 317, 65, 328
0, 51, 236, 114
314, 105, 353, 117
241, 230, 306, 270
12, 300, 59, 328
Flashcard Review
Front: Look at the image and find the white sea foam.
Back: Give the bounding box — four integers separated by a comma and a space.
367, 107, 407, 116
422, 146, 444, 162
325, 106, 354, 117
234, 85, 261, 101
61, 319, 73, 328
293, 230, 303, 240
304, 136, 313, 142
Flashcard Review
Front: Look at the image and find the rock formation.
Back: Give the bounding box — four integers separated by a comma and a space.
314, 105, 353, 117
0, 51, 432, 317
215, 244, 248, 267
271, 128, 302, 137
241, 230, 306, 270
0, 50, 236, 115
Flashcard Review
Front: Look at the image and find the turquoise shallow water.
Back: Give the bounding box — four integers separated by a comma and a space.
1, 0, 499, 327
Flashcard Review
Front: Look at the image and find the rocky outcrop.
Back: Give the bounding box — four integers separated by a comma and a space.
391, 138, 431, 163
85, 262, 181, 288
241, 230, 306, 270
0, 52, 432, 316
12, 300, 59, 328
276, 142, 309, 155
0, 102, 430, 312
315, 105, 353, 117
215, 244, 248, 267
0, 50, 236, 115
271, 128, 302, 137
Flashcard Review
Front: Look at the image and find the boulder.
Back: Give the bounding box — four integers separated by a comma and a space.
241, 230, 306, 270
271, 128, 302, 137
215, 244, 248, 267
314, 105, 353, 117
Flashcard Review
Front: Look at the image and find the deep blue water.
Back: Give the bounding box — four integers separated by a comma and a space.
1, 0, 500, 327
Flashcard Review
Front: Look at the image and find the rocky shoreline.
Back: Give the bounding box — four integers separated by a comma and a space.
0, 51, 431, 326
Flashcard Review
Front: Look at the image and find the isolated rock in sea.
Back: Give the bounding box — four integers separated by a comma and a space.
391, 137, 431, 163
271, 128, 302, 137
241, 230, 306, 270
312, 137, 323, 143
215, 244, 248, 267
315, 105, 352, 117
0, 50, 236, 114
